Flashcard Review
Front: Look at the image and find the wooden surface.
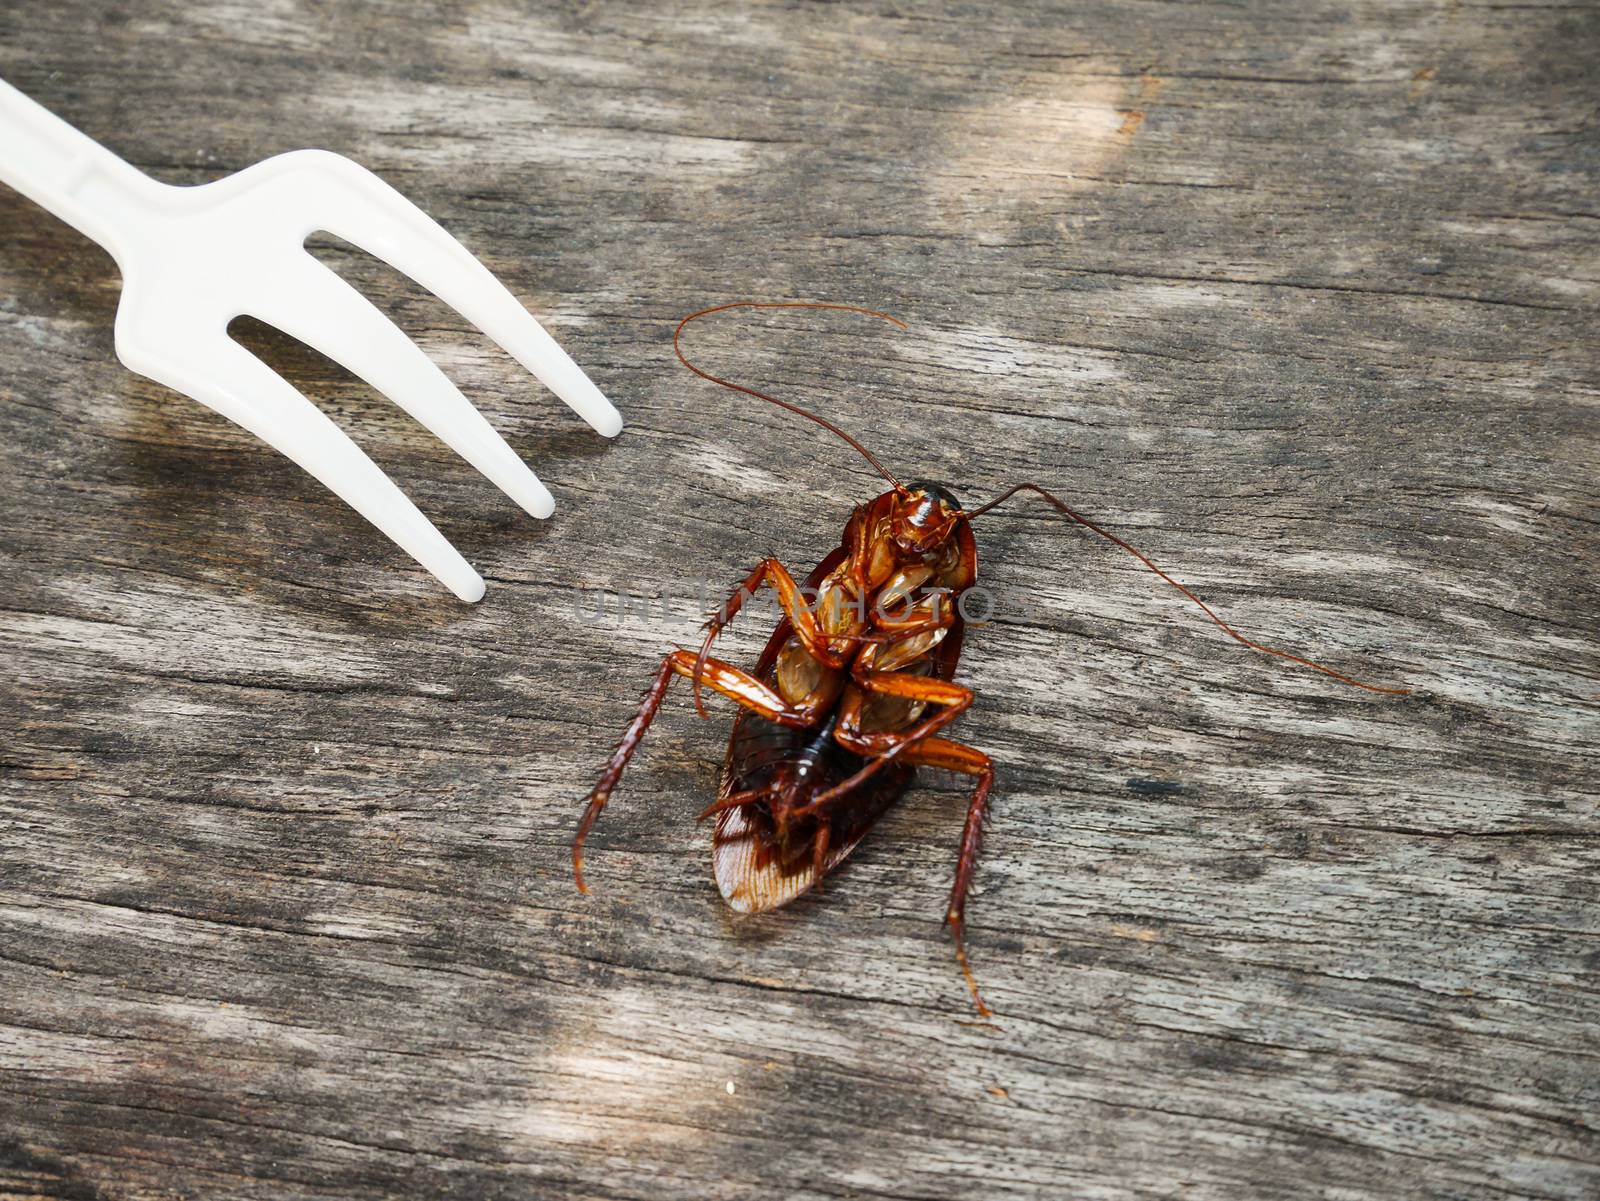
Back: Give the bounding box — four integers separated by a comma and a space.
2, 3, 1597, 1198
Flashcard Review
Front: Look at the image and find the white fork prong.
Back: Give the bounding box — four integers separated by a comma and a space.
0, 80, 622, 599
251, 254, 557, 519
295, 151, 624, 439
120, 335, 487, 602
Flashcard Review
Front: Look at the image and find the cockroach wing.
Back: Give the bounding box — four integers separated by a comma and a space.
713, 803, 879, 913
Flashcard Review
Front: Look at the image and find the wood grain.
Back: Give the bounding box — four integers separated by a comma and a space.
1, 2, 1596, 1198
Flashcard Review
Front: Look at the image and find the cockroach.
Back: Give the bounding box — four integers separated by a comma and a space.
572, 300, 1407, 1016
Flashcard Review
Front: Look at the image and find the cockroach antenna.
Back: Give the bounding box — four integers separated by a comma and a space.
963, 482, 1411, 696
673, 301, 909, 493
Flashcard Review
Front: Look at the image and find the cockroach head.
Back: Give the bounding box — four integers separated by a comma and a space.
891, 480, 964, 553
908, 480, 961, 511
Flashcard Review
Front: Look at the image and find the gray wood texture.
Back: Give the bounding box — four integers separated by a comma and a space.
2, 2, 1597, 1198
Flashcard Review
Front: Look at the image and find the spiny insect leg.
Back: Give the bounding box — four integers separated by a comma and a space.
698, 786, 775, 822
808, 672, 975, 811
810, 819, 832, 892
693, 557, 855, 719
900, 735, 996, 1018
573, 650, 817, 892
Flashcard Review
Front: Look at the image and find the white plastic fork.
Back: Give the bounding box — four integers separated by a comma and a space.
0, 77, 622, 602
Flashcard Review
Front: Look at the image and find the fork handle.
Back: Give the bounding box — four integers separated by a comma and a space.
0, 77, 159, 263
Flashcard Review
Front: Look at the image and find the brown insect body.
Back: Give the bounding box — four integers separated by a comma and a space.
711, 491, 978, 914
572, 301, 1409, 1018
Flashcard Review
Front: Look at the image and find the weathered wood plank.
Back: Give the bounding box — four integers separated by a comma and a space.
1, 2, 1596, 1199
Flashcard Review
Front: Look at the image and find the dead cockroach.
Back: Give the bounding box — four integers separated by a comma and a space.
572, 301, 1408, 1016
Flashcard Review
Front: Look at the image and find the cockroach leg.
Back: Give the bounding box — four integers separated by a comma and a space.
697, 786, 774, 823
810, 820, 831, 890
867, 608, 957, 638
807, 672, 976, 811
573, 650, 822, 892
897, 735, 996, 1018
693, 558, 857, 720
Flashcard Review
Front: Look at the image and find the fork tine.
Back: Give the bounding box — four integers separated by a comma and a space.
310, 162, 624, 438
127, 336, 486, 601
252, 254, 556, 519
